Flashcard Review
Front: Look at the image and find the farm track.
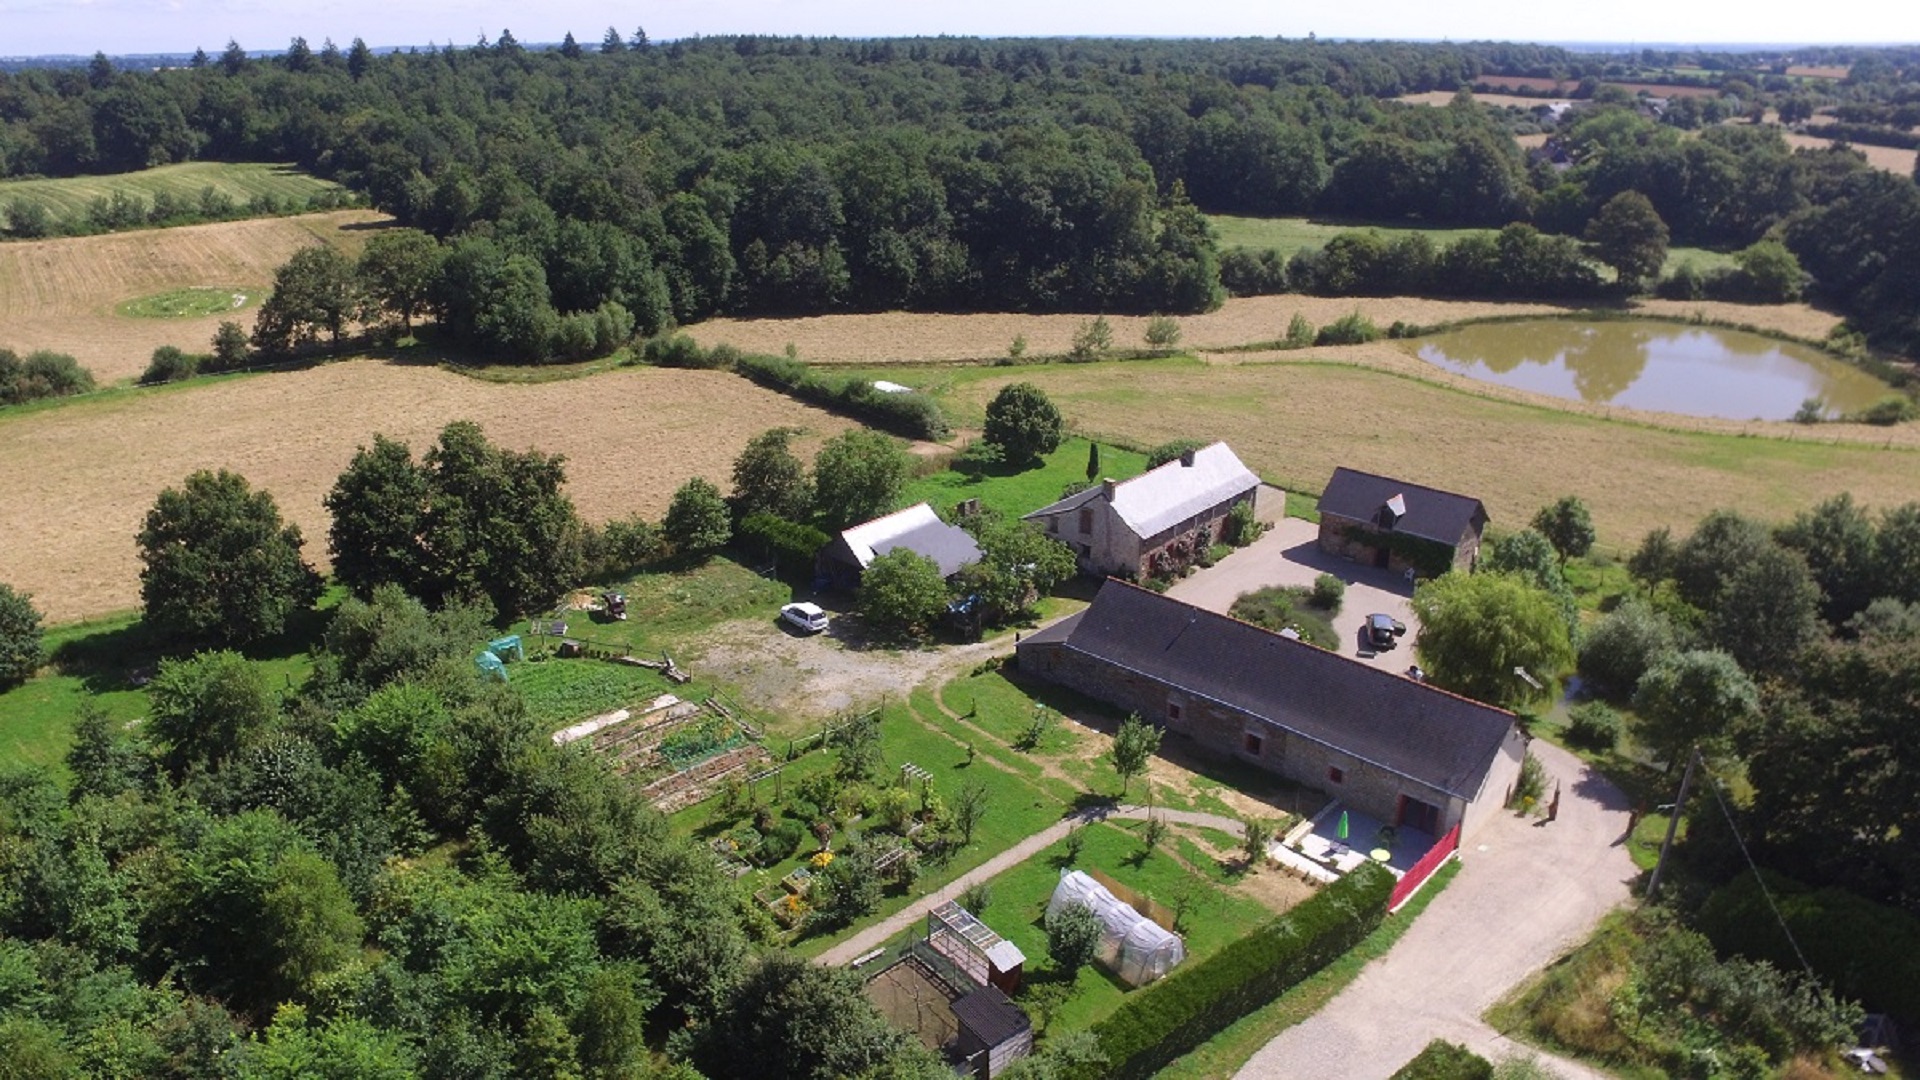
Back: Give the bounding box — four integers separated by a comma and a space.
0, 359, 861, 623
0, 209, 386, 384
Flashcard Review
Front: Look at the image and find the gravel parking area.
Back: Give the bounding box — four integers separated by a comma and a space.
1167, 515, 1423, 674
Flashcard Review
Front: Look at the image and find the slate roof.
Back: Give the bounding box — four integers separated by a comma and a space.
827, 503, 982, 577
1026, 582, 1515, 799
1024, 442, 1259, 540
1316, 467, 1488, 547
950, 985, 1030, 1047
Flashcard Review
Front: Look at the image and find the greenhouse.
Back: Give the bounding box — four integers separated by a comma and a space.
1045, 869, 1186, 987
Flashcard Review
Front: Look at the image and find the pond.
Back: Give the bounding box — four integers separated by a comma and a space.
1409, 319, 1891, 420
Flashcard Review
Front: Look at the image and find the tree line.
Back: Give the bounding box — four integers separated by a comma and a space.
4, 36, 1916, 348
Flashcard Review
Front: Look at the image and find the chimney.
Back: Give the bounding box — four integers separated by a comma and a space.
1101, 478, 1117, 500
1180, 448, 1197, 467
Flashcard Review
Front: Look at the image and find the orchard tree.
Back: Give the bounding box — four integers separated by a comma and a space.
983, 382, 1064, 467
813, 430, 911, 529
664, 477, 732, 557
325, 435, 429, 599
0, 582, 44, 689
211, 320, 250, 370
1110, 712, 1163, 797
1633, 649, 1759, 767
1585, 191, 1670, 290
1044, 901, 1103, 980
954, 515, 1077, 622
858, 549, 947, 642
1531, 495, 1596, 564
138, 469, 322, 644
1411, 572, 1574, 709
730, 427, 813, 521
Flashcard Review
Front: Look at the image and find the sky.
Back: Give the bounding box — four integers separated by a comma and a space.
0, 0, 1912, 59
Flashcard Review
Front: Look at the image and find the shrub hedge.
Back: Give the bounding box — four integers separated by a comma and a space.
1390, 1040, 1493, 1080
1083, 862, 1393, 1080
0, 347, 94, 406
738, 513, 830, 577
732, 351, 949, 440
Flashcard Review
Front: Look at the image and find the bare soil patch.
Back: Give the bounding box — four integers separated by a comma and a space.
1780, 131, 1918, 176
0, 361, 861, 623
0, 210, 387, 385
1786, 65, 1849, 80
685, 294, 1840, 367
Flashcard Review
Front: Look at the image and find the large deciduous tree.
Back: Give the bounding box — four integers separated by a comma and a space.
355, 228, 444, 335
138, 469, 322, 645
1411, 572, 1574, 710
0, 582, 44, 689
326, 435, 430, 600
812, 429, 910, 530
1776, 492, 1879, 626
1576, 595, 1675, 699
693, 953, 940, 1080
729, 427, 813, 521
420, 421, 583, 617
1585, 190, 1670, 291
1632, 649, 1759, 767
663, 477, 732, 557
858, 549, 948, 642
252, 246, 363, 355
982, 382, 1064, 467
146, 648, 278, 775
1716, 545, 1824, 674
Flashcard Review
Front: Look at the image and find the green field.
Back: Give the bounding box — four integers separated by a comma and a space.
117, 286, 252, 319
1207, 214, 1737, 275
896, 436, 1150, 518
0, 161, 345, 226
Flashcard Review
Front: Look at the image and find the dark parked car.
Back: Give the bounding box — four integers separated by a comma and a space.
1365, 613, 1407, 650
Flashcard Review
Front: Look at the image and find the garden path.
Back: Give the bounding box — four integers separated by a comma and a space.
814, 803, 1250, 968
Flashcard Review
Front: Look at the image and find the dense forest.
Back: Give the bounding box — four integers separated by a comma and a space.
1, 35, 1918, 349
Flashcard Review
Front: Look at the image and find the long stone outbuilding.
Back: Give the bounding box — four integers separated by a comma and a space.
1016, 581, 1526, 841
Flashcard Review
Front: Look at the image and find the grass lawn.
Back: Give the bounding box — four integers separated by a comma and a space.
594, 556, 794, 651
987, 821, 1275, 1034
0, 592, 342, 777
0, 161, 346, 227
1208, 214, 1735, 277
896, 437, 1149, 519
1154, 859, 1462, 1080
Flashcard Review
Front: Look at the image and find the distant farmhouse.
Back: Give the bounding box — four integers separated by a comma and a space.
816, 502, 982, 591
1315, 467, 1489, 578
1017, 582, 1526, 841
1023, 442, 1260, 580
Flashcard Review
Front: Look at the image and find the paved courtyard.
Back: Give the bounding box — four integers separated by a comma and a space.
1168, 513, 1423, 674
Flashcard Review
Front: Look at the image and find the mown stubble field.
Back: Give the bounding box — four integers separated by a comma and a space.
686, 294, 1841, 365
0, 209, 386, 384
0, 361, 859, 623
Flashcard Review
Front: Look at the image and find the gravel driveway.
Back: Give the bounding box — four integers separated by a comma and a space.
1168, 516, 1423, 675
1236, 739, 1638, 1079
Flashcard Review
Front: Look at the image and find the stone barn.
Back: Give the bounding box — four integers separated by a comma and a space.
1315, 467, 1489, 578
1022, 441, 1260, 580
1016, 582, 1526, 842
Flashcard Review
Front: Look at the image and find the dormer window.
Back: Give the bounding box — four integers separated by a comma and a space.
1380, 493, 1406, 529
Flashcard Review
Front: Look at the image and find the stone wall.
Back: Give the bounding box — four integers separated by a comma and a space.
1019, 640, 1480, 835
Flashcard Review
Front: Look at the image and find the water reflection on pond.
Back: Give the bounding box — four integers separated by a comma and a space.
1410, 320, 1890, 420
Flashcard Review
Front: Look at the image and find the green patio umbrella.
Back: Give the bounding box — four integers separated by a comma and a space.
1337, 811, 1350, 841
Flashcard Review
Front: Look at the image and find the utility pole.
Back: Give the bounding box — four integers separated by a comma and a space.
1646, 747, 1699, 903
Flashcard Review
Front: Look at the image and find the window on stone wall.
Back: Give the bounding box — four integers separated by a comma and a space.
1048, 517, 1058, 534
1327, 766, 1344, 784
1243, 731, 1263, 756
1166, 702, 1182, 723
1078, 507, 1094, 534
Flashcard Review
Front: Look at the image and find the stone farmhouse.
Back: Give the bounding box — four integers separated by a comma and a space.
1016, 582, 1526, 841
816, 502, 982, 592
1316, 467, 1489, 577
1022, 442, 1260, 580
